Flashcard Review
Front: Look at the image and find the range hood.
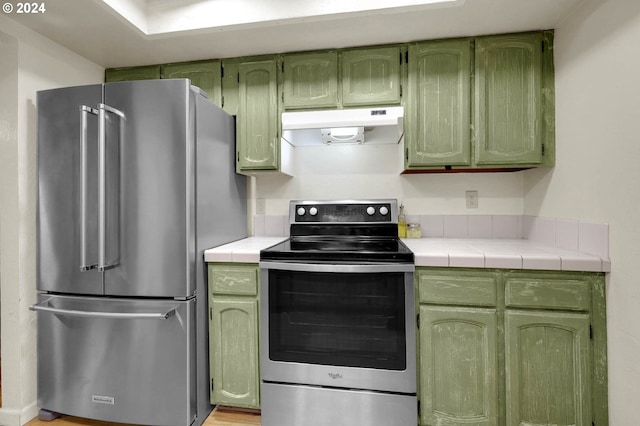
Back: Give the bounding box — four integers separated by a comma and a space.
281, 106, 404, 146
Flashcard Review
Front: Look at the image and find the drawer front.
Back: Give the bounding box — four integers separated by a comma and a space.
418, 273, 497, 307
505, 277, 591, 311
209, 264, 258, 296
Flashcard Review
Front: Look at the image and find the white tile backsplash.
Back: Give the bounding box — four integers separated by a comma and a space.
492, 215, 520, 239
420, 215, 444, 238
555, 219, 579, 251
444, 216, 468, 238
468, 215, 492, 239
249, 213, 610, 259
578, 222, 609, 258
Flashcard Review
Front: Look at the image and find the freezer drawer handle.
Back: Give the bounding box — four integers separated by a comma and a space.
30, 300, 177, 320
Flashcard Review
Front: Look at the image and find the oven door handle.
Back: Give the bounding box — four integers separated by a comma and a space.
259, 262, 414, 274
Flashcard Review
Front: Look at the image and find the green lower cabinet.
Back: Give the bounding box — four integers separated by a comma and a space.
417, 268, 607, 426
210, 297, 260, 408
505, 311, 591, 426
419, 306, 498, 426
208, 263, 260, 409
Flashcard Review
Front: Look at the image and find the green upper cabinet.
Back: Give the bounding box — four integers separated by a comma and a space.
105, 65, 161, 82
237, 59, 280, 171
505, 311, 591, 426
283, 51, 338, 109
475, 32, 544, 165
161, 60, 222, 107
341, 46, 401, 106
406, 39, 472, 168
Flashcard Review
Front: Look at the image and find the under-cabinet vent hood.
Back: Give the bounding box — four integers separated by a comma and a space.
281, 106, 404, 146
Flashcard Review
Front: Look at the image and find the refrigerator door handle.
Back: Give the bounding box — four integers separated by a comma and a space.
30, 299, 177, 320
98, 103, 125, 272
79, 105, 99, 272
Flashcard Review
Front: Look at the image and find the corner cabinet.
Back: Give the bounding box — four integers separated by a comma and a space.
208, 263, 260, 409
105, 65, 161, 82
161, 61, 222, 107
416, 268, 608, 426
237, 59, 280, 172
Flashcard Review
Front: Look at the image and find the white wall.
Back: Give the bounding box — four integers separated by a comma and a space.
0, 15, 104, 426
523, 1, 640, 423
256, 143, 525, 217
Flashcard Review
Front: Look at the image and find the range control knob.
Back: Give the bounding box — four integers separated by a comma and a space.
297, 207, 306, 216
309, 207, 318, 216
366, 206, 376, 216
379, 206, 389, 216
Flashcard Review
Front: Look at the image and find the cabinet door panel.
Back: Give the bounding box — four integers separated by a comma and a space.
475, 33, 543, 165
210, 297, 260, 409
407, 39, 472, 167
283, 52, 338, 109
105, 65, 161, 82
420, 306, 498, 426
238, 60, 279, 170
162, 61, 222, 106
505, 311, 591, 426
342, 47, 401, 106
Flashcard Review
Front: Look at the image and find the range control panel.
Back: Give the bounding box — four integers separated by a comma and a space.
291, 200, 397, 224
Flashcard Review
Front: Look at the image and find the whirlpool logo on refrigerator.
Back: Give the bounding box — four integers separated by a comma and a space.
328, 372, 343, 380
92, 394, 115, 405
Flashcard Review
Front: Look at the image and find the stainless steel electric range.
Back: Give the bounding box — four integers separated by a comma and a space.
259, 199, 417, 426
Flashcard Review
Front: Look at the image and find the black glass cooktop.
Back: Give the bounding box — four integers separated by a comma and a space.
260, 236, 414, 263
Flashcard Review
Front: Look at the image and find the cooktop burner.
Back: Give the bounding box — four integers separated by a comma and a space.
260, 200, 414, 264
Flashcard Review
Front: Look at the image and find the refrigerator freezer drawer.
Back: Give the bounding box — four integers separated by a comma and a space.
34, 294, 196, 426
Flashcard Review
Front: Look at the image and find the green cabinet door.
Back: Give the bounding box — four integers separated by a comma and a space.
162, 60, 222, 106
475, 33, 543, 165
406, 39, 472, 167
419, 305, 498, 426
105, 65, 161, 82
505, 311, 591, 426
283, 51, 338, 109
342, 46, 401, 106
237, 60, 279, 171
210, 297, 260, 409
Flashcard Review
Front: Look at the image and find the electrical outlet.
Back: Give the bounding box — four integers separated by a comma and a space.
256, 198, 266, 215
465, 190, 478, 209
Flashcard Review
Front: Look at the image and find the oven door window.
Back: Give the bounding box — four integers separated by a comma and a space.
268, 269, 406, 370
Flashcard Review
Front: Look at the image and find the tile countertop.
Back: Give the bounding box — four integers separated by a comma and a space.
204, 237, 610, 273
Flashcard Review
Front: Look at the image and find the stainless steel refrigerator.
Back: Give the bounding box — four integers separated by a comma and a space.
31, 79, 247, 426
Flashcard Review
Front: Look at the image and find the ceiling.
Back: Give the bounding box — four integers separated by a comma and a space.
8, 0, 585, 68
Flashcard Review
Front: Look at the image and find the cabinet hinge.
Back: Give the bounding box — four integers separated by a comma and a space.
237, 151, 240, 163
541, 143, 545, 156
405, 51, 409, 64
237, 73, 240, 84
221, 95, 225, 108
416, 313, 420, 329
209, 307, 212, 320
211, 378, 214, 391
417, 400, 421, 416
590, 325, 593, 339
400, 84, 403, 98
282, 92, 285, 103
399, 51, 403, 65
221, 66, 224, 78
542, 40, 545, 53
405, 148, 409, 161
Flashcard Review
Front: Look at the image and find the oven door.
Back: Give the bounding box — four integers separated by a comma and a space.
259, 262, 416, 394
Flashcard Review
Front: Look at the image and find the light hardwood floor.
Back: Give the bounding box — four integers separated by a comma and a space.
25, 406, 261, 426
